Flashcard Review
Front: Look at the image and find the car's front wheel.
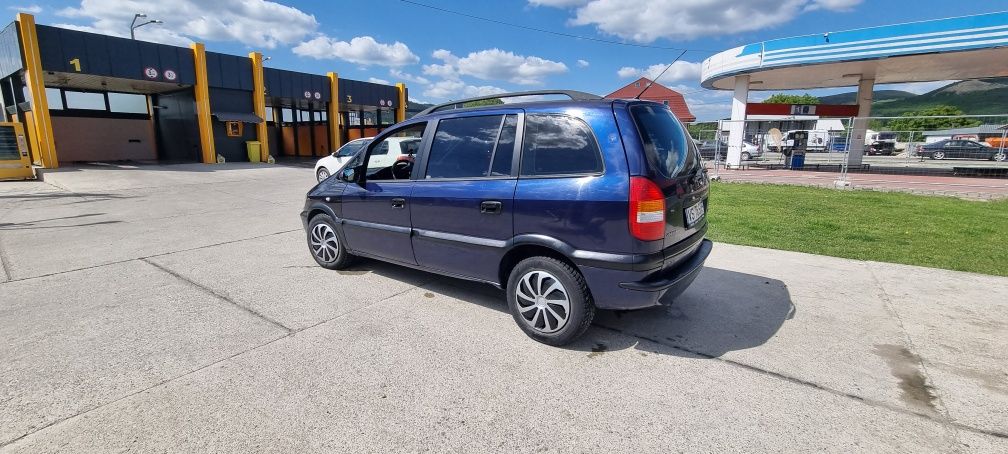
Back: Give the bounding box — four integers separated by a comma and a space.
932, 151, 945, 160
506, 257, 594, 346
316, 167, 330, 182
307, 214, 354, 270
741, 151, 751, 161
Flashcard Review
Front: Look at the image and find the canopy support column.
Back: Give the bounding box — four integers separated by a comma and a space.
847, 77, 874, 168
726, 75, 749, 167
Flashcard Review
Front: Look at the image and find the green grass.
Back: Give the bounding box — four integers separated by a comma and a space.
706, 183, 1008, 276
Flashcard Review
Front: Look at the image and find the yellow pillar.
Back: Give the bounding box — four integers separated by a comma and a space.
191, 42, 215, 163
395, 82, 407, 123
327, 72, 341, 153
248, 51, 270, 162
16, 13, 57, 168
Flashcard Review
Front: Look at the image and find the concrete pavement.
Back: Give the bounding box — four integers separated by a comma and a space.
1, 163, 1006, 452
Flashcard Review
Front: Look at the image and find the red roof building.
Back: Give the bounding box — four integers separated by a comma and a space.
605, 77, 696, 123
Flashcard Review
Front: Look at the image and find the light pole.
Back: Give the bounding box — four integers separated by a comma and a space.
130, 13, 163, 40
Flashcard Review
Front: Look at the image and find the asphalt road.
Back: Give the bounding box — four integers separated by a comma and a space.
1, 163, 1006, 452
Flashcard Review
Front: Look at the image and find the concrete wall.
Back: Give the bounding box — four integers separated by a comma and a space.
51, 116, 156, 162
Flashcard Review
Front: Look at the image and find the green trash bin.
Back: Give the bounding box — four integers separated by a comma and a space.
246, 141, 261, 163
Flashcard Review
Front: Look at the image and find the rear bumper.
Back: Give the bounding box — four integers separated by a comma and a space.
619, 239, 712, 292
579, 238, 712, 310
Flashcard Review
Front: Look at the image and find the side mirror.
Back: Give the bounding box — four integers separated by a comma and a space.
340, 166, 357, 183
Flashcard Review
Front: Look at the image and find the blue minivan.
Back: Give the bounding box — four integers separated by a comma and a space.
301, 91, 711, 345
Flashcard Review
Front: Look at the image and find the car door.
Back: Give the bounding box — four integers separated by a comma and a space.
340, 122, 430, 265
944, 140, 965, 159
409, 112, 521, 282
965, 141, 987, 159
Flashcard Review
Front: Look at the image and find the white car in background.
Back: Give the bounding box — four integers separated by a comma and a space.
315, 138, 372, 182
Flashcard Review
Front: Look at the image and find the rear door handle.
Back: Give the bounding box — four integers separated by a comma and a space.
391, 197, 406, 209
480, 200, 502, 214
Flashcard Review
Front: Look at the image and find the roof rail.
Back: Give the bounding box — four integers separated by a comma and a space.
417, 90, 602, 116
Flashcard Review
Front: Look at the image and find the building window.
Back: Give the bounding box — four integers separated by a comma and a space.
107, 93, 148, 114
64, 91, 105, 110
45, 88, 63, 110
663, 100, 669, 106
634, 82, 641, 87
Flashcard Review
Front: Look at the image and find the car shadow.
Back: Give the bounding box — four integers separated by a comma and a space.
346, 258, 794, 359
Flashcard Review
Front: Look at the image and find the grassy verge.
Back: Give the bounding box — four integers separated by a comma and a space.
706, 182, 1008, 276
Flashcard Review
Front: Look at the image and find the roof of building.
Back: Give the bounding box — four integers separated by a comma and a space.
605, 77, 696, 123
921, 124, 1008, 136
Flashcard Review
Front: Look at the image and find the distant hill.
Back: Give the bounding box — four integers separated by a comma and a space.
818, 90, 915, 105
815, 78, 1008, 116
870, 78, 1008, 116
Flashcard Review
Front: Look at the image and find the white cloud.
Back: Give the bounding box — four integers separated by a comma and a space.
57, 0, 317, 48
425, 49, 567, 85
7, 5, 42, 14
617, 61, 703, 84
389, 69, 430, 85
804, 0, 862, 11
537, 0, 863, 42
368, 77, 391, 85
576, 59, 589, 68
293, 35, 418, 67
422, 79, 506, 100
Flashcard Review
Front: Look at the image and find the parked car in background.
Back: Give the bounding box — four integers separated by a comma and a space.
916, 139, 1008, 161
697, 140, 760, 160
302, 91, 711, 346
314, 138, 373, 182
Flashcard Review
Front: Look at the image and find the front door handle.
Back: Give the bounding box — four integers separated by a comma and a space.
480, 200, 502, 214
391, 197, 406, 209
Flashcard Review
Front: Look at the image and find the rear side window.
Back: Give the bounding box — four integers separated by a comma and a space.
426, 114, 516, 179
630, 104, 696, 178
520, 114, 602, 176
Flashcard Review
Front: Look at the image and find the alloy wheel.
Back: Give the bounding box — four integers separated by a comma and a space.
317, 168, 330, 182
310, 223, 339, 263
933, 151, 945, 160
514, 270, 570, 334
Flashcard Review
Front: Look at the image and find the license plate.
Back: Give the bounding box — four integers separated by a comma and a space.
684, 201, 705, 227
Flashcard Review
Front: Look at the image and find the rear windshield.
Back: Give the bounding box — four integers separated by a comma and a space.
630, 104, 696, 178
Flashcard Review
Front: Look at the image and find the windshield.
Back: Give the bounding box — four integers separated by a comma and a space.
630, 104, 696, 178
335, 139, 371, 157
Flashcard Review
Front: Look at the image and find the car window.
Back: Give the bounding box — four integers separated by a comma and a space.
630, 103, 696, 178
335, 139, 369, 157
365, 123, 426, 181
491, 115, 517, 176
426, 114, 512, 179
520, 114, 602, 176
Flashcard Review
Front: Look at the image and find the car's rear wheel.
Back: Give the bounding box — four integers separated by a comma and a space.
307, 214, 353, 269
741, 151, 751, 161
506, 256, 594, 346
932, 151, 945, 160
993, 152, 1007, 162
316, 167, 330, 182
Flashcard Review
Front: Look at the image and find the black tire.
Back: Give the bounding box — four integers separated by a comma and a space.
740, 151, 751, 161
506, 256, 595, 346
932, 151, 944, 160
993, 152, 1007, 162
316, 167, 330, 183
306, 214, 354, 270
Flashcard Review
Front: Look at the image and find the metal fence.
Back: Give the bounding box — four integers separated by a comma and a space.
695, 115, 1008, 195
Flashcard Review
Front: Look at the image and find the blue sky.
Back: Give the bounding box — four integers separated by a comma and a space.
3, 0, 1004, 120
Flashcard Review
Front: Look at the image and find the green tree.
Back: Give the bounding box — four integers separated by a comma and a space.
885, 105, 981, 141
462, 98, 504, 107
763, 93, 820, 104
687, 121, 718, 141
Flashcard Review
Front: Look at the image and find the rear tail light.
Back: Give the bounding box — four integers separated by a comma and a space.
629, 177, 665, 241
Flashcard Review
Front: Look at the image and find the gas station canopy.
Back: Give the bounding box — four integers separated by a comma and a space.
701, 11, 1008, 91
